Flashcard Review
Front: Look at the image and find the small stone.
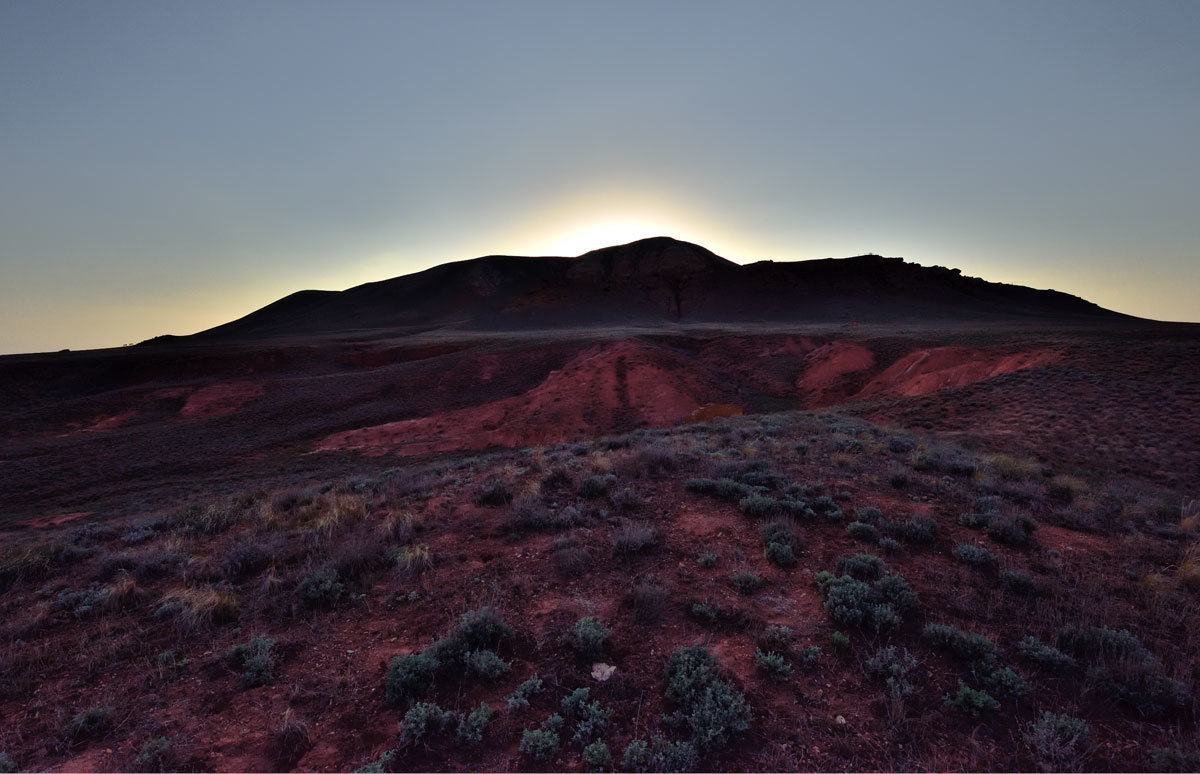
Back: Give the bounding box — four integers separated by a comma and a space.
835, 714, 846, 725
591, 663, 616, 681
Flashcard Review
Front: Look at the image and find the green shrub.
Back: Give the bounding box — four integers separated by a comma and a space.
622, 737, 699, 773
954, 544, 997, 568
922, 623, 998, 661
133, 736, 173, 772
847, 521, 880, 542
385, 650, 439, 705
457, 702, 493, 746
764, 541, 797, 568
562, 687, 611, 745
227, 635, 276, 688
687, 601, 719, 624
697, 552, 718, 568
0, 753, 14, 774
685, 478, 753, 502
1086, 662, 1188, 717
836, 553, 884, 580
297, 566, 344, 607
507, 674, 545, 709
887, 514, 938, 543
520, 715, 563, 760
354, 750, 395, 773
854, 507, 883, 522
831, 631, 851, 649
1055, 625, 1151, 663
754, 649, 792, 679
878, 536, 902, 553
977, 662, 1030, 699
465, 648, 510, 679
944, 683, 999, 716
810, 495, 841, 520
472, 479, 513, 506
876, 572, 918, 612
401, 702, 457, 743
740, 495, 809, 520
759, 624, 794, 653
959, 512, 991, 529
64, 706, 113, 741
797, 645, 821, 669
865, 645, 918, 699
663, 645, 752, 750
436, 606, 513, 661
985, 514, 1038, 546
730, 570, 764, 594
1016, 636, 1076, 669
612, 524, 658, 556
583, 740, 612, 772
1024, 711, 1089, 770
570, 617, 610, 660
816, 573, 874, 626
999, 569, 1038, 596
578, 474, 615, 499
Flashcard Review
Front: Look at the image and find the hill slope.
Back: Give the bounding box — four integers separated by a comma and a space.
188, 237, 1129, 341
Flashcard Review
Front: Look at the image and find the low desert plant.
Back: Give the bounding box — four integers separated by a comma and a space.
457, 702, 493, 745
391, 544, 433, 577
507, 674, 545, 709
133, 737, 174, 772
569, 617, 611, 660
582, 740, 612, 772
227, 635, 276, 688
1017, 636, 1076, 669
465, 648, 510, 679
1024, 711, 1089, 771
402, 702, 457, 744
999, 569, 1039, 596
754, 649, 792, 679
697, 552, 718, 568
944, 683, 999, 716
520, 714, 563, 760
846, 521, 880, 542
64, 706, 114, 742
730, 569, 764, 594
954, 544, 998, 568
663, 645, 752, 750
562, 687, 611, 745
759, 624, 795, 653
612, 524, 657, 556
472, 479, 513, 506
296, 566, 344, 607
385, 650, 439, 705
923, 623, 999, 662
836, 553, 884, 580
154, 586, 240, 631
622, 737, 698, 773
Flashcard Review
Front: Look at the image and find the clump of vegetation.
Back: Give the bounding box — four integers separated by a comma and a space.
153, 586, 240, 631
759, 624, 794, 653
999, 569, 1039, 596
569, 617, 611, 660
685, 478, 753, 502
740, 495, 811, 520
133, 737, 174, 772
401, 702, 457, 744
472, 479, 514, 506
562, 687, 611, 745
697, 552, 718, 568
730, 569, 764, 594
1149, 746, 1200, 773
64, 706, 114, 742
761, 520, 799, 568
944, 683, 999, 716
1024, 711, 1089, 771
391, 544, 433, 577
865, 646, 918, 700
612, 523, 657, 557
836, 553, 884, 580
663, 645, 752, 750
847, 521, 881, 542
582, 740, 612, 772
520, 714, 563, 760
1055, 625, 1186, 716
922, 623, 998, 662
0, 753, 14, 774
227, 635, 276, 688
959, 512, 991, 529
296, 566, 344, 607
456, 702, 493, 746
815, 567, 916, 632
1017, 636, 1076, 669
577, 474, 615, 499
985, 513, 1038, 546
622, 736, 699, 773
629, 579, 667, 622
385, 650, 440, 705
507, 674, 545, 710
754, 649, 792, 679
953, 543, 998, 568
884, 514, 939, 544
465, 648, 510, 679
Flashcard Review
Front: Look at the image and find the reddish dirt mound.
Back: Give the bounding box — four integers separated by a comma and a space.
798, 340, 876, 395
180, 382, 265, 419
22, 511, 91, 528
855, 346, 1060, 399
315, 341, 720, 454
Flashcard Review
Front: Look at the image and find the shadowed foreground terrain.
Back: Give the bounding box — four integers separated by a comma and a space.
0, 241, 1198, 772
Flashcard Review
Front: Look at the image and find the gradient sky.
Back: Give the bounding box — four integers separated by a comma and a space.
2, 0, 1198, 354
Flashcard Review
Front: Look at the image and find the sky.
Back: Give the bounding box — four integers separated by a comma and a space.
1, 0, 1198, 354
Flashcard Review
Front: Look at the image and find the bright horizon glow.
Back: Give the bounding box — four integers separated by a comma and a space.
1, 1, 1198, 354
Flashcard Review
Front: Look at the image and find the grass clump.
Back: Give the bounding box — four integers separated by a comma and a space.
227, 635, 276, 688
612, 524, 657, 557
456, 702, 493, 746
1024, 711, 1089, 771
578, 474, 615, 499
507, 674, 545, 710
472, 479, 513, 506
385, 650, 439, 705
64, 706, 114, 742
465, 648, 510, 679
520, 714, 563, 760
730, 569, 764, 594
944, 683, 999, 716
697, 552, 718, 568
582, 740, 612, 772
401, 702, 457, 744
569, 617, 610, 660
754, 649, 792, 679
133, 737, 174, 772
663, 645, 752, 751
391, 544, 432, 577
953, 543, 998, 568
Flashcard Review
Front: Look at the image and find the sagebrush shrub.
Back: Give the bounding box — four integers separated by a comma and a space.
1025, 711, 1089, 771
663, 645, 751, 750
64, 706, 113, 741
457, 702, 493, 745
954, 544, 997, 568
569, 617, 610, 660
402, 702, 457, 743
1017, 636, 1076, 669
754, 649, 792, 679
385, 650, 439, 705
507, 674, 544, 709
999, 569, 1038, 596
583, 740, 612, 772
944, 683, 999, 716
228, 635, 276, 688
836, 553, 884, 580
847, 521, 880, 542
520, 715, 562, 760
730, 569, 764, 594
133, 737, 173, 772
923, 623, 998, 662
465, 648, 510, 679
297, 566, 344, 607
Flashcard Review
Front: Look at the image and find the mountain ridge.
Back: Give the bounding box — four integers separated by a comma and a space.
182, 237, 1131, 342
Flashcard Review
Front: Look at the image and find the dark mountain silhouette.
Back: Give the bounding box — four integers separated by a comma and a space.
186, 237, 1129, 341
